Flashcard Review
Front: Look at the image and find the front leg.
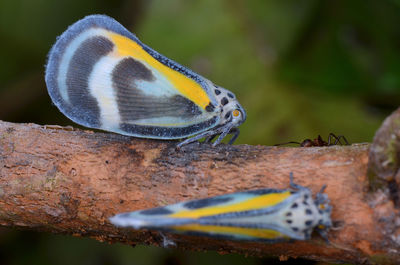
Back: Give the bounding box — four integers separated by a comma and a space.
204, 128, 239, 145
204, 134, 218, 143
176, 129, 221, 149
212, 125, 234, 147
228, 128, 240, 145
177, 125, 238, 148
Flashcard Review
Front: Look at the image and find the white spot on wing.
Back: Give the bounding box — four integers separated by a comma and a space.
57, 28, 110, 103
135, 67, 177, 97
88, 55, 121, 131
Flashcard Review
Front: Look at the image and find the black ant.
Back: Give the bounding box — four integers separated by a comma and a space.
275, 133, 349, 147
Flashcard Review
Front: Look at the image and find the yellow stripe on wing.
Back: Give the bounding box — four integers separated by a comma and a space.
107, 32, 211, 110
170, 191, 291, 219
173, 224, 287, 240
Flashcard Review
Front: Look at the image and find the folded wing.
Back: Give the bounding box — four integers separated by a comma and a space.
45, 15, 219, 139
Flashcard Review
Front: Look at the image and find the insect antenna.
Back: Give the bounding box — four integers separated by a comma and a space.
289, 172, 305, 190
274, 141, 302, 146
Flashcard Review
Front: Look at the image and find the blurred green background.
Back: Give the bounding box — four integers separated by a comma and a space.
0, 0, 398, 264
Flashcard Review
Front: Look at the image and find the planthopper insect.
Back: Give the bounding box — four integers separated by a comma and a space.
110, 173, 332, 243
275, 133, 349, 147
45, 15, 246, 147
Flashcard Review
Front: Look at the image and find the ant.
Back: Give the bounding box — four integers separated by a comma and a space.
275, 133, 349, 147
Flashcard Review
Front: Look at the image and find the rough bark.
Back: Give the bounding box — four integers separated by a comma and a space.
0, 119, 399, 264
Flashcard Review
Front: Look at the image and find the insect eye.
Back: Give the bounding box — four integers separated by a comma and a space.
232, 109, 240, 117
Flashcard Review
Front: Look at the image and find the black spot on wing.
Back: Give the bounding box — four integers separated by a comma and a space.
120, 116, 218, 138
115, 57, 154, 81
112, 57, 202, 122
140, 207, 173, 215
66, 36, 114, 127
221, 97, 229, 106
305, 220, 313, 226
214, 89, 221, 95
227, 92, 234, 98
184, 196, 233, 209
205, 103, 215, 112
174, 95, 203, 116
244, 189, 283, 195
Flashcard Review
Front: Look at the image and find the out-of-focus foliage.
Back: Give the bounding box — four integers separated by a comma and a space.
0, 0, 398, 264
0, 230, 282, 265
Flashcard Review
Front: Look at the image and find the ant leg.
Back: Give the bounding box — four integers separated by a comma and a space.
328, 133, 349, 145
327, 133, 335, 145
337, 135, 349, 145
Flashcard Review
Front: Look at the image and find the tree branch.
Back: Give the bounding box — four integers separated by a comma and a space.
0, 119, 398, 264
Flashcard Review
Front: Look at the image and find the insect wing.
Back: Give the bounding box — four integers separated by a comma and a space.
110, 188, 301, 242
45, 15, 220, 139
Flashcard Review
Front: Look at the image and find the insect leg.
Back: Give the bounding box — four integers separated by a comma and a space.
177, 129, 220, 148
228, 128, 240, 145
204, 134, 218, 143
317, 229, 330, 243
328, 133, 349, 145
334, 134, 349, 145
327, 133, 337, 145
212, 124, 234, 147
160, 232, 176, 248
204, 127, 239, 145
177, 124, 238, 148
339, 135, 349, 145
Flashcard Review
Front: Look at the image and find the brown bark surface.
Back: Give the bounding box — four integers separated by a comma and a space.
0, 120, 399, 264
